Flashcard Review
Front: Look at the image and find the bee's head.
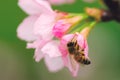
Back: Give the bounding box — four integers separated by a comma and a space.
67, 42, 74, 47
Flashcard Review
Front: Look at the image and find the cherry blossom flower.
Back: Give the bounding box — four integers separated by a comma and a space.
25, 12, 82, 72
17, 0, 64, 72
17, 0, 54, 41
26, 11, 84, 74
17, 0, 81, 73
17, 0, 93, 77
59, 33, 89, 77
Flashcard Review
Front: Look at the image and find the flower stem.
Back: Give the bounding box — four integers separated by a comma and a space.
80, 21, 97, 39
67, 14, 89, 33
69, 13, 88, 17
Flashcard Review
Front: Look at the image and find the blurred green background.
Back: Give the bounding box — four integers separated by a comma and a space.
0, 0, 120, 80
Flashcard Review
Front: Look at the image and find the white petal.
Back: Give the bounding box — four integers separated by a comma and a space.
63, 54, 79, 77
27, 38, 48, 49
18, 0, 42, 15
17, 16, 38, 42
77, 34, 84, 47
41, 40, 62, 58
35, 0, 54, 14
44, 55, 64, 72
68, 55, 79, 77
34, 14, 55, 40
62, 34, 74, 43
77, 34, 89, 57
34, 47, 44, 62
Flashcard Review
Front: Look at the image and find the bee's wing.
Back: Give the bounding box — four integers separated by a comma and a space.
69, 54, 78, 71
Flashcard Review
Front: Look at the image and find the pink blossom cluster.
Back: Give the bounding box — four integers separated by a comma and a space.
17, 0, 91, 77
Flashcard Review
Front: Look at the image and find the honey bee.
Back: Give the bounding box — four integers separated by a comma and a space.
67, 36, 91, 65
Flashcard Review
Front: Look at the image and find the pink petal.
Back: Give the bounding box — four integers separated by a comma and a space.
34, 48, 45, 62
59, 34, 74, 56
17, 16, 38, 42
84, 40, 89, 57
41, 40, 61, 58
59, 34, 81, 77
27, 38, 49, 62
77, 34, 88, 57
27, 38, 48, 49
34, 14, 56, 40
61, 54, 79, 77
67, 55, 79, 77
18, 0, 54, 15
77, 34, 84, 48
52, 20, 71, 38
60, 34, 74, 47
35, 0, 55, 14
44, 55, 64, 72
18, 0, 42, 15
59, 34, 75, 57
